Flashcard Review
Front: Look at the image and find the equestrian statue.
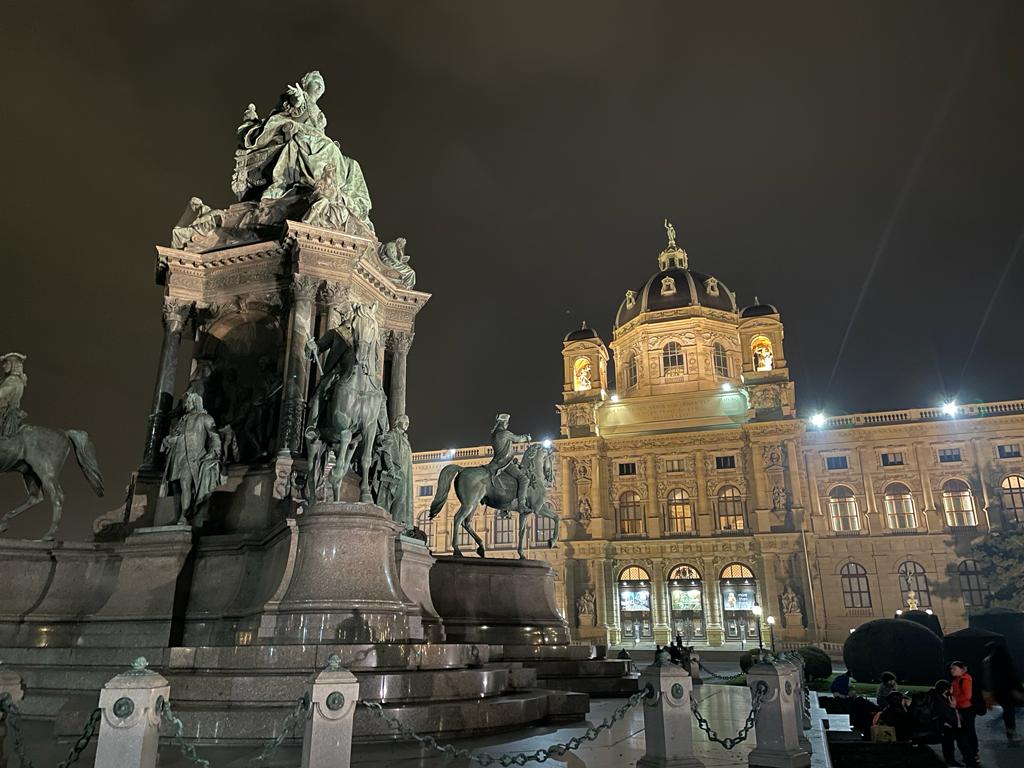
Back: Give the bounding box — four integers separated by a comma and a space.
428, 413, 559, 558
0, 353, 105, 541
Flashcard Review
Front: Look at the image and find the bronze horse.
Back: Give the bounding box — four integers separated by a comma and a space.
0, 426, 105, 541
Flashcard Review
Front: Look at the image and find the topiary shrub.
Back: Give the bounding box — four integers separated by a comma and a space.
944, 627, 1006, 696
900, 609, 942, 637
970, 608, 1024, 663
843, 618, 944, 685
795, 645, 833, 682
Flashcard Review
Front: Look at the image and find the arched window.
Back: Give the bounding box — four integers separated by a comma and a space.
898, 560, 931, 608
957, 559, 988, 609
493, 508, 514, 547
716, 486, 745, 531
669, 564, 701, 580
840, 562, 872, 608
665, 488, 695, 534
720, 563, 755, 580
751, 336, 774, 372
713, 342, 729, 378
1001, 475, 1024, 524
619, 565, 650, 582
572, 357, 593, 392
618, 491, 643, 536
662, 342, 685, 375
941, 479, 977, 527
623, 354, 638, 389
883, 482, 917, 529
828, 486, 861, 532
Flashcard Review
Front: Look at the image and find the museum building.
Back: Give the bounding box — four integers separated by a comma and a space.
412, 232, 1024, 648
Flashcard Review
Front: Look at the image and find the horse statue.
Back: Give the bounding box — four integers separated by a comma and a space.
428, 443, 559, 558
306, 303, 387, 503
0, 427, 105, 541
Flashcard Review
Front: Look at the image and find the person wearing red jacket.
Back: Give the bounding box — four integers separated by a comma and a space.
951, 661, 980, 767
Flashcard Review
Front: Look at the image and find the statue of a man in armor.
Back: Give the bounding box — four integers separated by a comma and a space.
487, 413, 532, 512
0, 353, 28, 438
304, 309, 356, 442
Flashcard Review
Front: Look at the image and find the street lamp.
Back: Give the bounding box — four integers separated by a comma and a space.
752, 603, 764, 652
767, 615, 776, 653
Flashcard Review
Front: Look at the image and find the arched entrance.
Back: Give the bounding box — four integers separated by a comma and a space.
617, 565, 653, 643
667, 564, 705, 642
720, 562, 759, 644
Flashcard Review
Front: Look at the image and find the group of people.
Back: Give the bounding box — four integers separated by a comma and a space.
828, 643, 1023, 766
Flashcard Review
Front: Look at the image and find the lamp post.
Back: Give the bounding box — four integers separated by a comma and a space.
752, 603, 763, 652
767, 615, 776, 653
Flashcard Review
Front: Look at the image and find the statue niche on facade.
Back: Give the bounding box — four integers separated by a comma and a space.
0, 353, 105, 541
576, 588, 597, 628
371, 414, 413, 530
160, 392, 225, 527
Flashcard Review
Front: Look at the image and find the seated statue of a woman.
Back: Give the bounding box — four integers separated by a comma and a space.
232, 71, 372, 226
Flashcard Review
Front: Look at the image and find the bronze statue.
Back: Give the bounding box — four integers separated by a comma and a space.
160, 391, 225, 527
0, 353, 28, 437
487, 414, 532, 512
372, 414, 413, 529
377, 238, 416, 288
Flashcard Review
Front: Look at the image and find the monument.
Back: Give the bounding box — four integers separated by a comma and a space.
0, 71, 588, 747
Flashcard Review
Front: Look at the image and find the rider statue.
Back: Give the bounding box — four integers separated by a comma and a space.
488, 413, 532, 512
304, 308, 356, 442
0, 353, 28, 438
161, 391, 225, 527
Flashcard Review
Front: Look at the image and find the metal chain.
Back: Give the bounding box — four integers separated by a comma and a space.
247, 694, 311, 767
56, 708, 102, 768
158, 697, 211, 768
697, 660, 745, 682
690, 679, 768, 749
0, 693, 35, 768
360, 685, 653, 766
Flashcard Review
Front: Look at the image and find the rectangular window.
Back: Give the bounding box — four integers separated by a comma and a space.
666, 459, 686, 473
418, 485, 434, 497
939, 448, 962, 463
825, 456, 849, 471
715, 455, 736, 470
618, 462, 637, 476
493, 512, 515, 547
998, 444, 1022, 459
881, 452, 904, 467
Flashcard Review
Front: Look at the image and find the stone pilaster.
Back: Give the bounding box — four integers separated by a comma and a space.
645, 454, 662, 537
694, 449, 713, 535
319, 281, 349, 330
142, 299, 192, 469
277, 275, 320, 456
651, 558, 671, 644
388, 331, 413, 423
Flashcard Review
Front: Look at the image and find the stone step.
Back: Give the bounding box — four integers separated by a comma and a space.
527, 659, 635, 678
492, 644, 593, 661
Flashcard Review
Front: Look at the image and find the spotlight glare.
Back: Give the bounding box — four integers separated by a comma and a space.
542, 438, 552, 448
942, 401, 958, 417
610, 394, 620, 403
811, 412, 826, 428
722, 382, 733, 391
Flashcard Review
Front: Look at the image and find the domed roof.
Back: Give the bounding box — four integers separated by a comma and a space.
615, 267, 737, 327
564, 321, 602, 343
740, 297, 779, 318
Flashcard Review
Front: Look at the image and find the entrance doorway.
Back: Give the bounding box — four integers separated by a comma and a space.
617, 565, 653, 644
667, 564, 705, 643
720, 562, 759, 644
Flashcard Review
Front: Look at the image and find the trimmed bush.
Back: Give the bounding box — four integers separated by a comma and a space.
844, 618, 944, 685
900, 609, 942, 637
796, 645, 833, 682
970, 608, 1024, 663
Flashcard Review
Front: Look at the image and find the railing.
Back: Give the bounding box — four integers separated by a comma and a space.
821, 399, 1024, 429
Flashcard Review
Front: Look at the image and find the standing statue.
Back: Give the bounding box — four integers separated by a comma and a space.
487, 414, 533, 513
371, 414, 413, 529
906, 589, 919, 611
429, 425, 559, 558
160, 392, 225, 527
664, 219, 677, 249
771, 484, 787, 511
232, 71, 373, 227
0, 354, 105, 541
376, 238, 416, 288
576, 588, 597, 627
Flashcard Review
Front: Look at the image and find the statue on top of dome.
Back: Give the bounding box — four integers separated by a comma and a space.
664, 219, 677, 249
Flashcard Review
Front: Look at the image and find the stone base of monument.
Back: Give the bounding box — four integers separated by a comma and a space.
431, 556, 641, 697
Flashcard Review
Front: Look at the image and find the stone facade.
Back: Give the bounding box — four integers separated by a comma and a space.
413, 237, 1024, 648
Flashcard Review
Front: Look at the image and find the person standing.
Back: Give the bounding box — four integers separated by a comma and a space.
950, 661, 980, 767
983, 641, 1024, 743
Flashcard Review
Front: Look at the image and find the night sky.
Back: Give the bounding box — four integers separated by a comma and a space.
1, 1, 1022, 539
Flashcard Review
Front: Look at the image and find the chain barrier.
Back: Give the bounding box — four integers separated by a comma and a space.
0, 693, 35, 768
158, 697, 211, 768
696, 660, 745, 682
56, 708, 102, 768
690, 679, 768, 749
247, 694, 311, 767
360, 685, 653, 766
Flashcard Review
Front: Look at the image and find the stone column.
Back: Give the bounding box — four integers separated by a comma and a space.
0, 665, 24, 768
747, 661, 810, 768
388, 332, 413, 423
785, 440, 804, 510
645, 455, 662, 537
652, 559, 671, 645
591, 454, 609, 539
637, 656, 705, 768
277, 275, 321, 456
694, 450, 713, 535
705, 574, 724, 647
320, 281, 349, 330
142, 299, 192, 468
302, 656, 359, 768
94, 659, 170, 768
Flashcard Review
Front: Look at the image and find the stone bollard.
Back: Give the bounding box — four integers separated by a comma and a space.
94, 657, 170, 768
302, 654, 360, 768
637, 652, 705, 768
0, 664, 25, 768
786, 657, 812, 752
688, 653, 703, 686
746, 661, 810, 768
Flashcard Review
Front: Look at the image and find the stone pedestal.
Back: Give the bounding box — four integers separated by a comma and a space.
95, 661, 169, 768
394, 536, 443, 642
302, 660, 359, 768
747, 662, 810, 768
430, 557, 570, 645
260, 502, 419, 644
637, 659, 704, 768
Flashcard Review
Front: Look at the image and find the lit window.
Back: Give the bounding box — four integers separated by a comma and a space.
418, 485, 434, 497
665, 458, 686, 473
840, 562, 872, 608
493, 510, 514, 547
883, 482, 917, 529
998, 444, 1022, 459
713, 343, 729, 378
720, 562, 754, 579
618, 462, 637, 476
957, 559, 988, 609
618, 491, 644, 536
535, 514, 557, 543
669, 564, 701, 580
665, 489, 695, 534
660, 277, 677, 296
662, 342, 685, 375
717, 486, 745, 531
939, 448, 962, 463
751, 335, 774, 372
941, 479, 977, 527
572, 357, 593, 392
898, 560, 931, 608
715, 455, 736, 470
825, 456, 849, 471
881, 452, 904, 467
1000, 475, 1024, 523
623, 354, 638, 389
619, 565, 650, 582
828, 486, 861, 532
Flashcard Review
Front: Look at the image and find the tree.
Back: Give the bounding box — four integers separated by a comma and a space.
973, 529, 1024, 610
